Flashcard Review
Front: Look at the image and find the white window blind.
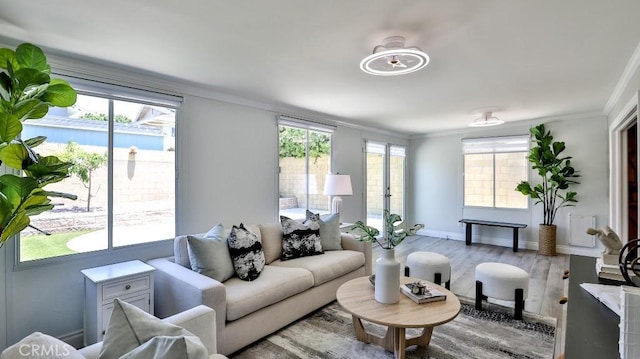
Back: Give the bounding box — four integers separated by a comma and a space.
366, 141, 386, 155
366, 142, 405, 157
462, 135, 529, 154
278, 115, 336, 133
57, 74, 183, 108
390, 145, 406, 157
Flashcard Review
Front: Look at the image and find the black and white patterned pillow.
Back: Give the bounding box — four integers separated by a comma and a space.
227, 223, 266, 281
280, 215, 324, 260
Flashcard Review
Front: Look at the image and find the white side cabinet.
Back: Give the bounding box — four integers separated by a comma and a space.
81, 260, 155, 345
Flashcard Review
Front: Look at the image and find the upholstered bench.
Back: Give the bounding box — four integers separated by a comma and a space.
405, 251, 451, 289
475, 262, 529, 320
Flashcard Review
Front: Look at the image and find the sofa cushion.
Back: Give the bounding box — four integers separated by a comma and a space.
227, 224, 266, 281
99, 299, 208, 359
224, 265, 314, 321
0, 332, 84, 359
258, 223, 283, 264
271, 250, 365, 286
306, 210, 342, 251
186, 224, 235, 282
280, 215, 323, 260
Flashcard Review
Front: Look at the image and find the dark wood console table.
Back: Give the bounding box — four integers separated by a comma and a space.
565, 255, 619, 358
458, 219, 526, 252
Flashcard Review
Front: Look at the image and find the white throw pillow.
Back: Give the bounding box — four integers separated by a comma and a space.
98, 299, 207, 359
306, 210, 342, 251
187, 224, 235, 282
119, 335, 207, 359
0, 332, 83, 359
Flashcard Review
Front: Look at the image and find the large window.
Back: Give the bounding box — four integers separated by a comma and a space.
278, 116, 333, 220
19, 85, 180, 262
463, 136, 529, 209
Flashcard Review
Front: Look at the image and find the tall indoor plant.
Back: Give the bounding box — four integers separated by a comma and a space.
515, 124, 579, 256
0, 43, 77, 245
352, 210, 424, 303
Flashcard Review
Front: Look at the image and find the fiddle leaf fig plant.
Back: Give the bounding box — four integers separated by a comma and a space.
515, 124, 580, 226
0, 43, 78, 245
352, 210, 424, 249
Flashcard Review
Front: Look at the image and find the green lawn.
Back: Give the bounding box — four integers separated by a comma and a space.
20, 230, 95, 262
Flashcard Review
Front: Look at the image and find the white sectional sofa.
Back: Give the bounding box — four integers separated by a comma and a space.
148, 223, 372, 356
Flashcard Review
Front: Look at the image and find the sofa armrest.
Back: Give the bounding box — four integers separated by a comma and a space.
341, 233, 372, 275
78, 305, 219, 359
164, 305, 217, 355
147, 257, 227, 342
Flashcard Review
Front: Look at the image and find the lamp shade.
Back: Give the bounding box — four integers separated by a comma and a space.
323, 174, 353, 196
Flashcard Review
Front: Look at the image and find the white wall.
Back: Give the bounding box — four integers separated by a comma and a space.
409, 115, 609, 256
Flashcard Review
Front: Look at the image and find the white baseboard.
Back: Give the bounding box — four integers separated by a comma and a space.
418, 228, 600, 256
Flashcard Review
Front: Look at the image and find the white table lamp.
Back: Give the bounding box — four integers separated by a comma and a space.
323, 174, 353, 214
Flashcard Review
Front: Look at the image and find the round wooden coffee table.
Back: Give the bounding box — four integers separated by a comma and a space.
336, 276, 461, 359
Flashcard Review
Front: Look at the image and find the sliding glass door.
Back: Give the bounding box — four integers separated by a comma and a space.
365, 141, 406, 232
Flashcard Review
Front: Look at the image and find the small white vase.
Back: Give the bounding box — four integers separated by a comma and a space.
375, 248, 401, 304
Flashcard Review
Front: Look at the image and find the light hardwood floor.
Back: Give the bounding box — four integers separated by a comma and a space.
373, 235, 570, 356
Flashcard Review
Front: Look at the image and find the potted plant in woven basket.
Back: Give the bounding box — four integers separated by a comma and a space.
352, 210, 424, 303
515, 124, 580, 256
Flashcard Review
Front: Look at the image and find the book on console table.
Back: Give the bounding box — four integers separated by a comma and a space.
595, 257, 636, 283
400, 282, 446, 304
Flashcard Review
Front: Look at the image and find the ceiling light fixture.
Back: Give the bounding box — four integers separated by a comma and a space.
470, 111, 504, 127
360, 36, 429, 76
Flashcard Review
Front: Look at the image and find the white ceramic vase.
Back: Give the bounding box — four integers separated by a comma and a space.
375, 247, 401, 304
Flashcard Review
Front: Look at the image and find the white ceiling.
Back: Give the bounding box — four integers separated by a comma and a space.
2, 0, 640, 135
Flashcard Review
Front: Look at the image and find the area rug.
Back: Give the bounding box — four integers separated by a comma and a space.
229, 298, 556, 359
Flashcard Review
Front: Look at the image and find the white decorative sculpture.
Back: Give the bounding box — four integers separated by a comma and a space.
586, 225, 623, 255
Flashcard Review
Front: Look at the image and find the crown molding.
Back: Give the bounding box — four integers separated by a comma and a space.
605, 40, 640, 115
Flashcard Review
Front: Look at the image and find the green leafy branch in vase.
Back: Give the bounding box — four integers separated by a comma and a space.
352, 210, 424, 249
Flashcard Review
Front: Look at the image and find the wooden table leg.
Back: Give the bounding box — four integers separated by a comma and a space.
352, 316, 368, 343
352, 315, 395, 351
394, 327, 406, 359
405, 326, 434, 348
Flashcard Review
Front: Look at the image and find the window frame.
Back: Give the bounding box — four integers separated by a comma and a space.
462, 135, 530, 209
15, 80, 182, 266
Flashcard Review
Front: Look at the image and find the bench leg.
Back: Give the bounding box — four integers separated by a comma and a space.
513, 228, 519, 252
404, 266, 410, 277
445, 280, 450, 290
434, 272, 441, 286
466, 223, 472, 246
515, 288, 524, 320
475, 280, 483, 310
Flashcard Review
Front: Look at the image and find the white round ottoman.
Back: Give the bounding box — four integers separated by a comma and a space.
405, 251, 451, 289
475, 262, 529, 320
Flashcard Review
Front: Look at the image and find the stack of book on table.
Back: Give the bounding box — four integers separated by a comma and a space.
596, 254, 632, 283
400, 282, 446, 304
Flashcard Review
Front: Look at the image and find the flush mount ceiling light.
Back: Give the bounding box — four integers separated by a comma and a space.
360, 36, 429, 76
470, 111, 504, 127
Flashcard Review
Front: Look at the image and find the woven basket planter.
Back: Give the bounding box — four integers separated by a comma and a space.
538, 224, 557, 256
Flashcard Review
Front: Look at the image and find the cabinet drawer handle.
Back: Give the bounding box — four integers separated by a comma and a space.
125, 284, 131, 290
